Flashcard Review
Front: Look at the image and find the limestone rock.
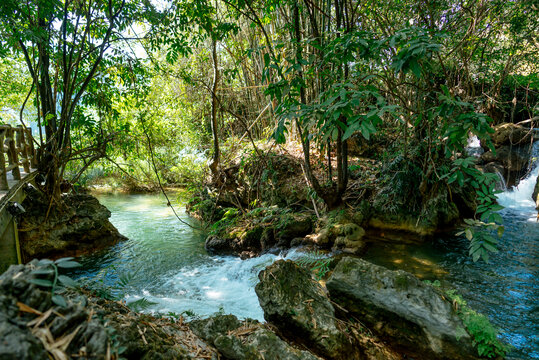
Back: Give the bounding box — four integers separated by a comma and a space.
313, 216, 366, 254
480, 145, 528, 172
19, 193, 127, 260
488, 122, 532, 148
326, 257, 477, 360
191, 315, 321, 360
255, 260, 358, 359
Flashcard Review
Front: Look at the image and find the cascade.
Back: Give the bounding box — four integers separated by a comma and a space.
496, 141, 539, 213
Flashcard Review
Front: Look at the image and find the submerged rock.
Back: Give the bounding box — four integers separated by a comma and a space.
18, 192, 127, 260
255, 260, 359, 359
326, 257, 477, 359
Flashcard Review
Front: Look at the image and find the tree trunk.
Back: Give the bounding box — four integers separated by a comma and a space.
208, 36, 221, 179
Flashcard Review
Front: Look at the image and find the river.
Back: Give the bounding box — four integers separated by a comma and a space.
71, 174, 538, 359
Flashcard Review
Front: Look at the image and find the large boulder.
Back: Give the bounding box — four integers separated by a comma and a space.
18, 192, 127, 260
190, 315, 321, 360
326, 257, 478, 359
255, 260, 359, 360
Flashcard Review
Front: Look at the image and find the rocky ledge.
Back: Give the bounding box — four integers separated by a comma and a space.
18, 188, 127, 261
0, 257, 502, 359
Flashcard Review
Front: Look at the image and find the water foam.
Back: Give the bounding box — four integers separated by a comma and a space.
497, 142, 539, 214
125, 249, 302, 320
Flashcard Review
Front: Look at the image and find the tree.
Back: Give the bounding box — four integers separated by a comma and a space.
0, 0, 155, 198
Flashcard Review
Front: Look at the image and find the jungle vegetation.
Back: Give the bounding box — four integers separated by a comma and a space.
0, 0, 537, 261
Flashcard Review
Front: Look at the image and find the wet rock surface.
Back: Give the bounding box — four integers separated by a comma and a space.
478, 123, 535, 187
255, 260, 355, 359
205, 213, 314, 258
484, 122, 533, 149
18, 191, 127, 260
533, 173, 539, 209
326, 257, 477, 360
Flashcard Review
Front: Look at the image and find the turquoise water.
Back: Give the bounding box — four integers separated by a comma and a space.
70, 193, 296, 320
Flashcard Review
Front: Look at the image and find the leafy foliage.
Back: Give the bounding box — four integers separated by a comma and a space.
445, 290, 511, 358
30, 258, 81, 308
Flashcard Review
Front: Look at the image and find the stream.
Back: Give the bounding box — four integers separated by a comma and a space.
71, 173, 538, 359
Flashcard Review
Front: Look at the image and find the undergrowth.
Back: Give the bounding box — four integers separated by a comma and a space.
424, 280, 511, 358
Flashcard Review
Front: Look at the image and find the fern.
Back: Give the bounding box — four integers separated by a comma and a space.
296, 250, 333, 280
127, 297, 157, 312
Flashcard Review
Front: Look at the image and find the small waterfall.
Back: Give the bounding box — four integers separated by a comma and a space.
497, 141, 539, 213
465, 135, 484, 158
494, 169, 508, 191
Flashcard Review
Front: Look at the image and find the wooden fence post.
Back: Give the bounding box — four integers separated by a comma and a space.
27, 127, 37, 168
7, 127, 21, 180
0, 129, 8, 190
17, 126, 30, 173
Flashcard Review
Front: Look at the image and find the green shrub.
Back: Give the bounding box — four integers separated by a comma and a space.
445, 289, 511, 358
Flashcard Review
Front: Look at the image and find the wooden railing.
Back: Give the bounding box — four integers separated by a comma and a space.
0, 125, 37, 191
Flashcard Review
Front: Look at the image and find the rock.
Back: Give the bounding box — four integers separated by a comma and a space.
277, 214, 313, 245
326, 257, 477, 359
533, 173, 539, 210
18, 192, 127, 260
0, 312, 47, 360
480, 145, 528, 172
255, 260, 358, 359
205, 235, 235, 254
486, 122, 532, 148
191, 315, 322, 360
369, 185, 462, 238
205, 212, 313, 257
312, 213, 366, 254
0, 261, 218, 360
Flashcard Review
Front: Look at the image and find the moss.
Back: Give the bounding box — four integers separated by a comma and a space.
394, 273, 409, 290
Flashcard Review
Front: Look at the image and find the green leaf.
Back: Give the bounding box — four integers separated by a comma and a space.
409, 59, 421, 78
37, 259, 54, 266
29, 278, 53, 287
56, 261, 81, 269
55, 257, 75, 264
58, 275, 78, 288
52, 294, 67, 308
31, 268, 54, 275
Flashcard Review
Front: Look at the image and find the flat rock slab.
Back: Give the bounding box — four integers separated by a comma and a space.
326, 257, 478, 359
